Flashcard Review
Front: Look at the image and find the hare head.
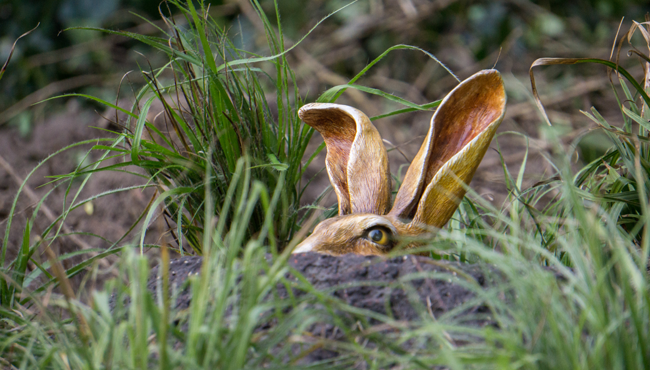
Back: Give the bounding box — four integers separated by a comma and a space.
294, 69, 506, 255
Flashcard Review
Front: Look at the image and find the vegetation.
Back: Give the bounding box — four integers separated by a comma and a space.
1, 1, 649, 368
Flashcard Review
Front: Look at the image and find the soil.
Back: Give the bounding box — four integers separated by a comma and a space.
150, 253, 495, 319
0, 101, 159, 286
145, 252, 500, 364
0, 98, 538, 363
1, 5, 631, 281
1, 3, 645, 369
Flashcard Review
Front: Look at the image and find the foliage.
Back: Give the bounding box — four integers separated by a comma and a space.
529, 20, 650, 243
51, 0, 326, 253
45, 0, 457, 255
0, 0, 204, 113
1, 130, 649, 369
0, 1, 649, 369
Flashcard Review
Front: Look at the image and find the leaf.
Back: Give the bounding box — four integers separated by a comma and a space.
214, 1, 359, 72
530, 57, 650, 125
64, 26, 202, 66
139, 187, 196, 253
370, 100, 442, 121
23, 247, 104, 287
39, 93, 138, 119
1, 139, 116, 269
317, 83, 439, 114
327, 44, 458, 103
28, 246, 131, 298
131, 97, 156, 164
0, 24, 39, 82
623, 106, 650, 132
266, 153, 289, 172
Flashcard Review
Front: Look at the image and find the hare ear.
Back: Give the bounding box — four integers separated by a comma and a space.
299, 103, 391, 215
389, 69, 506, 228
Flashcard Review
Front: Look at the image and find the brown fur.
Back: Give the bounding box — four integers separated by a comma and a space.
295, 70, 506, 256
299, 105, 391, 215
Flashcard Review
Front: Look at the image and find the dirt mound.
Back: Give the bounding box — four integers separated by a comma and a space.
146, 252, 498, 364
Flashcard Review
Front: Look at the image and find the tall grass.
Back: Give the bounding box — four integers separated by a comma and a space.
61, 0, 323, 254
1, 2, 649, 369
0, 0, 443, 316
0, 0, 333, 314
2, 129, 648, 369
529, 20, 650, 245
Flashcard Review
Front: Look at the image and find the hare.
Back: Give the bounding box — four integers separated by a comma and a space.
294, 69, 506, 255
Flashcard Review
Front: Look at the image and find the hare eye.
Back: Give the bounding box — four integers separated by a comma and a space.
367, 228, 390, 246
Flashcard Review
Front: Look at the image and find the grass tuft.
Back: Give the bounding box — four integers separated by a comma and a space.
1, 2, 649, 369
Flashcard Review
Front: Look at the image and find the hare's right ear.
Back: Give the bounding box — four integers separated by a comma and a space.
299, 103, 391, 215
389, 70, 506, 229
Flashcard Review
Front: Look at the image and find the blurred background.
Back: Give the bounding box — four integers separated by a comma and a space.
1, 0, 647, 132
0, 0, 648, 263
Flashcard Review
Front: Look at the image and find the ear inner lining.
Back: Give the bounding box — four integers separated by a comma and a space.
300, 108, 356, 214
412, 119, 501, 229
388, 127, 434, 219
389, 69, 506, 223
424, 73, 504, 188
299, 104, 391, 216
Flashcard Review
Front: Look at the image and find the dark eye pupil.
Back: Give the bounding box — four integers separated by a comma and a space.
369, 229, 383, 242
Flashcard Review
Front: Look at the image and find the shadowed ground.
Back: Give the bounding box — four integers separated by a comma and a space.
144, 252, 499, 364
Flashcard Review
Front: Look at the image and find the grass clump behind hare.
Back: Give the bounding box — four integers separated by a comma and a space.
0, 2, 649, 369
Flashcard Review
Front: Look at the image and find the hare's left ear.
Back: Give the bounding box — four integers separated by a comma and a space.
299, 103, 391, 215
389, 69, 506, 229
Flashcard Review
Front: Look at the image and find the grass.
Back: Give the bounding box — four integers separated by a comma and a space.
61, 0, 322, 254
0, 1, 649, 369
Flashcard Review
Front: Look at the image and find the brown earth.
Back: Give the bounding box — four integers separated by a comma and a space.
0, 100, 160, 287
143, 252, 501, 365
